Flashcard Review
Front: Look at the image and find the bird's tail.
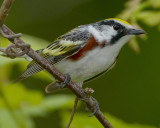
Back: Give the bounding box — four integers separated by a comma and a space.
45, 81, 83, 93
45, 81, 65, 93
14, 63, 44, 83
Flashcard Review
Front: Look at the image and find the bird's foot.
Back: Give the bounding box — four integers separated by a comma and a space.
78, 87, 95, 101
79, 87, 99, 117
61, 73, 71, 88
84, 87, 95, 95
88, 96, 99, 117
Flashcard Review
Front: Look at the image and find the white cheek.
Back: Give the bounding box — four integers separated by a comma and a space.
101, 26, 117, 43
87, 25, 117, 43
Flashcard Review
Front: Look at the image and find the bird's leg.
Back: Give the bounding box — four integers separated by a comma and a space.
79, 87, 100, 117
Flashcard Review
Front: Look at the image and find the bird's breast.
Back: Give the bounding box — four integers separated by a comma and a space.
55, 44, 120, 82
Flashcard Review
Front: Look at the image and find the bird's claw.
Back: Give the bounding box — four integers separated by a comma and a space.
78, 87, 99, 116
88, 96, 99, 117
79, 96, 99, 117
61, 73, 71, 88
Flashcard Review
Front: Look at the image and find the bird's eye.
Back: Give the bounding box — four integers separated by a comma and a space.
113, 25, 120, 30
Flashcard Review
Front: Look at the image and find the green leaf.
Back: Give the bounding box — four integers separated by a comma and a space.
0, 83, 44, 108
137, 11, 160, 26
148, 0, 160, 8
61, 112, 156, 128
22, 95, 75, 117
128, 38, 140, 54
20, 34, 49, 50
0, 109, 19, 128
106, 113, 156, 128
0, 82, 75, 127
0, 108, 35, 128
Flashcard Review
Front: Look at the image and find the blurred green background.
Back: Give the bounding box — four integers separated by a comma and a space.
0, 0, 160, 128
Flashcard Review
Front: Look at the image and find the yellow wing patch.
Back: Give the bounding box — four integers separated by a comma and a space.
106, 18, 130, 25
42, 40, 83, 56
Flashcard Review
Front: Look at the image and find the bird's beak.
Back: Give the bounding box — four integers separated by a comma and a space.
127, 28, 146, 35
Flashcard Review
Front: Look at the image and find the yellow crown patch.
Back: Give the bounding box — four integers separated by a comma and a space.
106, 18, 130, 25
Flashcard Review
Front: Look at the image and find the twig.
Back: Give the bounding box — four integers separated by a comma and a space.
0, 0, 14, 28
0, 0, 113, 128
0, 29, 22, 39
66, 97, 79, 128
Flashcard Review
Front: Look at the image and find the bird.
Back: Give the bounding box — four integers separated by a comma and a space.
14, 18, 146, 93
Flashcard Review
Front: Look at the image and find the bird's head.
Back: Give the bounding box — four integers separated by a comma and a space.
88, 18, 146, 47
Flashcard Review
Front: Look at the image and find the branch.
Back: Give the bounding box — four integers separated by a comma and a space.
0, 0, 113, 128
66, 97, 79, 128
0, 0, 14, 28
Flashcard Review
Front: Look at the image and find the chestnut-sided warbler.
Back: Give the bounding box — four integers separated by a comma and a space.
15, 18, 146, 92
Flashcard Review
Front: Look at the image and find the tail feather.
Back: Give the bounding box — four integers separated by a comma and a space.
14, 63, 44, 83
14, 52, 65, 83
13, 75, 26, 84
45, 81, 83, 93
45, 81, 64, 93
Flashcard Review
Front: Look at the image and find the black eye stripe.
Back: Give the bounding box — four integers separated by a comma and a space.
110, 32, 125, 44
99, 20, 125, 30
113, 24, 120, 30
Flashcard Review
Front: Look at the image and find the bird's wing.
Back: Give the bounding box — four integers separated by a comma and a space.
14, 26, 91, 82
